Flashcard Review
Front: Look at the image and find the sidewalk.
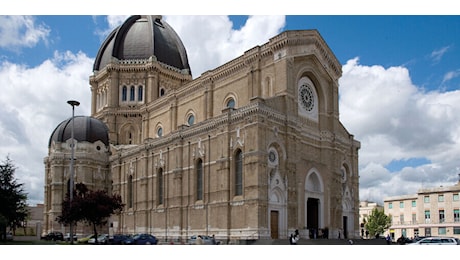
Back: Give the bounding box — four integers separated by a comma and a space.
246, 238, 389, 245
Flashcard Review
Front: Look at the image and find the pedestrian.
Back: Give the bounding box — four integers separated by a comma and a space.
386, 234, 391, 245
211, 234, 216, 245
196, 235, 203, 245
290, 233, 299, 245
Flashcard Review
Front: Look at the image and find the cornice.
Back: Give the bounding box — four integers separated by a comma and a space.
91, 57, 192, 84
271, 30, 341, 81
111, 98, 356, 161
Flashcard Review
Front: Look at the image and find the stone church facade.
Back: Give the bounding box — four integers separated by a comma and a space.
43, 15, 360, 243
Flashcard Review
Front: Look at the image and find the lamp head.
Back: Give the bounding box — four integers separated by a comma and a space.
67, 100, 80, 107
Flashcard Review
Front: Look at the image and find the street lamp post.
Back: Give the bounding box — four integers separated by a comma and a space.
67, 100, 80, 244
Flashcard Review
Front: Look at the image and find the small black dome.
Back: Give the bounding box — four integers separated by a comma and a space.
48, 116, 109, 147
93, 15, 191, 75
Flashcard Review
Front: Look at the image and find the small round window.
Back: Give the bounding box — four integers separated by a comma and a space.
267, 147, 279, 166
226, 98, 235, 108
157, 127, 163, 137
187, 114, 195, 126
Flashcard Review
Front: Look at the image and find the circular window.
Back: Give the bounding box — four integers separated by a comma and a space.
269, 151, 276, 163
267, 148, 279, 166
157, 127, 163, 137
187, 114, 195, 126
298, 83, 315, 112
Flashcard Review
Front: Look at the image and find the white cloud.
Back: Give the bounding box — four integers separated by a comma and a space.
340, 58, 460, 204
0, 16, 50, 51
442, 69, 460, 84
164, 15, 285, 78
0, 51, 93, 205
430, 45, 450, 63
93, 15, 130, 41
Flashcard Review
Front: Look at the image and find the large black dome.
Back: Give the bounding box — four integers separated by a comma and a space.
48, 116, 109, 147
93, 15, 191, 75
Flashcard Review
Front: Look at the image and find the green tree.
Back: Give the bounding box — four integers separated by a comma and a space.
0, 156, 29, 240
364, 208, 391, 238
57, 183, 124, 243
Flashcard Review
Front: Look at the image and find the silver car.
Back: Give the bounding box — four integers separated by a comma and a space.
409, 237, 459, 245
189, 235, 215, 245
88, 234, 109, 244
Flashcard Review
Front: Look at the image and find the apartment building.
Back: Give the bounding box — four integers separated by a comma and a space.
384, 181, 460, 240
359, 201, 383, 238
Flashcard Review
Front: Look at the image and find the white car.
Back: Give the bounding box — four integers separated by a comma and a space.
88, 234, 109, 244
64, 233, 78, 241
409, 237, 459, 245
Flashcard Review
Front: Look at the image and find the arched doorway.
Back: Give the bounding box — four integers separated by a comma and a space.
268, 170, 287, 239
304, 169, 324, 239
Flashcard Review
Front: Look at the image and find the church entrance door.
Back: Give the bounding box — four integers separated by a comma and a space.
270, 210, 279, 239
307, 197, 319, 238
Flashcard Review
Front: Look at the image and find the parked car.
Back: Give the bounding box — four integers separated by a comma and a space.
110, 234, 131, 245
64, 233, 78, 241
77, 234, 96, 244
396, 235, 412, 245
88, 234, 109, 244
189, 235, 215, 245
6, 231, 13, 241
123, 233, 158, 245
409, 236, 459, 245
41, 232, 64, 241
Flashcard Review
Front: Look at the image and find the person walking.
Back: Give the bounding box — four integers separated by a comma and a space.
290, 229, 300, 245
196, 235, 203, 245
290, 233, 299, 245
386, 234, 391, 245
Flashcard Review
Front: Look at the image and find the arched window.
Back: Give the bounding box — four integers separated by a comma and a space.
226, 98, 235, 109
128, 175, 133, 208
235, 149, 243, 196
122, 86, 127, 101
196, 159, 203, 201
130, 86, 135, 101
187, 114, 195, 126
159, 88, 165, 97
157, 127, 163, 137
158, 168, 163, 205
138, 86, 143, 101
128, 132, 132, 144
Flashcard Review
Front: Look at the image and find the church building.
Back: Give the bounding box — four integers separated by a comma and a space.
43, 15, 361, 243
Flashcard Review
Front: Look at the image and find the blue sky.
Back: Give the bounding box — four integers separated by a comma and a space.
1, 12, 460, 207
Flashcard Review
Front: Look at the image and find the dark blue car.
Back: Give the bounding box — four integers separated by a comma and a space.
123, 234, 158, 245
110, 234, 131, 245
